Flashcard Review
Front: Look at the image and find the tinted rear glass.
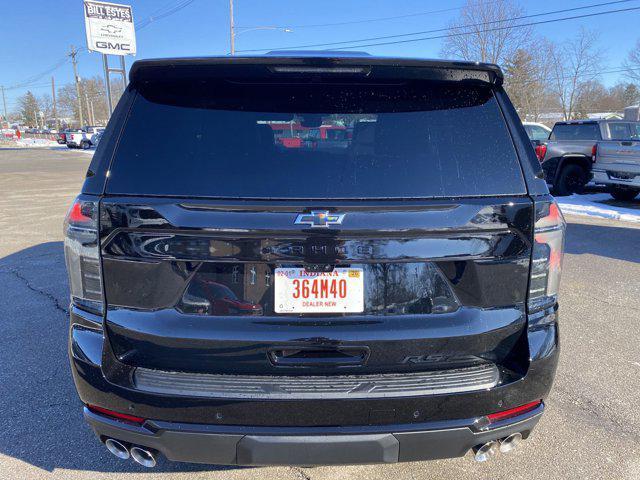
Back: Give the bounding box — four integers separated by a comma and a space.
550, 123, 601, 141
107, 80, 525, 198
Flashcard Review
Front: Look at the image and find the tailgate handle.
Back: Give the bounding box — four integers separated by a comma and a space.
268, 347, 369, 367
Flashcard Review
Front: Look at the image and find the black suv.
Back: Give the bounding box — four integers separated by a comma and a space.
65, 54, 563, 468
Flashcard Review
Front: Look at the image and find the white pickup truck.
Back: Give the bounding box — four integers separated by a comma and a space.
66, 126, 104, 150
592, 121, 640, 200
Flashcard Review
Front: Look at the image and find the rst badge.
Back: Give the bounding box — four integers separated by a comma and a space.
294, 211, 345, 228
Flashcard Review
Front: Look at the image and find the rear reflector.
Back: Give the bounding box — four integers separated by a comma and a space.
487, 400, 542, 423
86, 404, 145, 425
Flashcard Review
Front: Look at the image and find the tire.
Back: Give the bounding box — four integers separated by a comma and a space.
80, 140, 91, 150
610, 187, 639, 201
66, 144, 74, 149
554, 164, 587, 196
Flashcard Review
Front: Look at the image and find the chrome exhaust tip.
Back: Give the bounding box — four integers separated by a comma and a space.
130, 446, 157, 468
473, 441, 499, 462
499, 432, 523, 453
104, 439, 130, 460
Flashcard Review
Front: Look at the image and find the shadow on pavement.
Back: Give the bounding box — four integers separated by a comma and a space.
565, 220, 640, 263
0, 242, 244, 474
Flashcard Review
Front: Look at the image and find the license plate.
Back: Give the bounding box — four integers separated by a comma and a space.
274, 268, 364, 313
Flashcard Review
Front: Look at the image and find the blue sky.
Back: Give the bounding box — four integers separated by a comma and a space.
2, 0, 640, 111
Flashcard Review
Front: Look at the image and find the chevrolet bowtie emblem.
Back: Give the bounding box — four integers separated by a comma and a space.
294, 211, 345, 228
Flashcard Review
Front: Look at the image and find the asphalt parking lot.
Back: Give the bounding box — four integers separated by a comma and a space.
0, 147, 639, 480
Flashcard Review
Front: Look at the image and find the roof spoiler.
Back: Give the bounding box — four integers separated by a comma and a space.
129, 55, 503, 86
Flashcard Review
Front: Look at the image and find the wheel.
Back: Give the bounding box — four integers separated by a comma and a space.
80, 140, 91, 150
610, 187, 639, 201
554, 164, 587, 196
66, 144, 74, 149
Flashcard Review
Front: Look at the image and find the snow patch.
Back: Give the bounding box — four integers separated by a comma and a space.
557, 193, 640, 223
14, 138, 60, 148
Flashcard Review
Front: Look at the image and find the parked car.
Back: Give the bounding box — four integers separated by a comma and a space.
523, 122, 551, 142
537, 119, 640, 195
57, 130, 72, 144
82, 125, 105, 134
1, 128, 15, 139
66, 129, 102, 149
592, 121, 640, 200
64, 54, 563, 468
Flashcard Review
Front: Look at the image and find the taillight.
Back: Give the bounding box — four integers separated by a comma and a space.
528, 200, 565, 312
591, 144, 597, 162
487, 400, 542, 423
64, 196, 103, 315
534, 143, 547, 162
86, 404, 145, 425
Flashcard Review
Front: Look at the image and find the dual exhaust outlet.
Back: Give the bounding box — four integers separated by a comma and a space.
104, 438, 157, 468
473, 432, 523, 462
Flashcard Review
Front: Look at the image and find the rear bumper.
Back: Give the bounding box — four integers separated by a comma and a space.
593, 168, 640, 188
84, 405, 542, 465
69, 306, 558, 465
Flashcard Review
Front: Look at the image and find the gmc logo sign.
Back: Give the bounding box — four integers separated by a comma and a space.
96, 41, 131, 51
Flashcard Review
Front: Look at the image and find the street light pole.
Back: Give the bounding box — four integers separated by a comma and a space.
229, 1, 291, 55
229, 0, 235, 55
51, 76, 59, 130
1, 86, 7, 125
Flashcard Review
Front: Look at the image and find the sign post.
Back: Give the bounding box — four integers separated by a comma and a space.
84, 1, 136, 116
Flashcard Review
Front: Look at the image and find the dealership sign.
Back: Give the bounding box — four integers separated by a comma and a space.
84, 1, 136, 56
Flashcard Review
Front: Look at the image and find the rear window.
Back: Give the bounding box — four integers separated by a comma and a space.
107, 80, 525, 198
550, 123, 601, 141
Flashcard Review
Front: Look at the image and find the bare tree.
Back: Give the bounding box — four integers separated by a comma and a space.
38, 94, 54, 126
57, 75, 110, 126
440, 0, 532, 65
574, 80, 609, 118
547, 28, 602, 121
624, 39, 640, 84
503, 43, 554, 121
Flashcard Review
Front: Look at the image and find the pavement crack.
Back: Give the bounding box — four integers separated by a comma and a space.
583, 293, 640, 313
4, 268, 68, 315
290, 467, 312, 480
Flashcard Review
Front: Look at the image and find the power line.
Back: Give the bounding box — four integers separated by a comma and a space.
4, 1, 196, 93
136, 0, 198, 30
336, 5, 640, 51
238, 1, 640, 53
5, 56, 70, 90
238, 0, 504, 29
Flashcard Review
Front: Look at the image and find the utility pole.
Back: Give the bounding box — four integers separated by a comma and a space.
84, 92, 95, 125
70, 46, 84, 127
1, 86, 7, 126
229, 0, 235, 55
51, 76, 58, 130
